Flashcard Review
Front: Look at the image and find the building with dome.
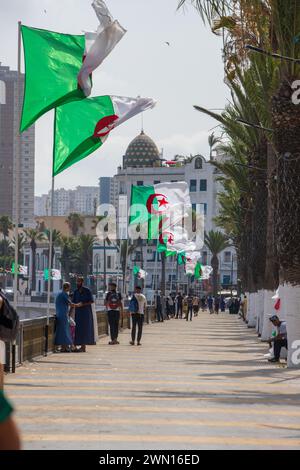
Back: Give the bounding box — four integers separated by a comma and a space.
94, 130, 238, 299
123, 131, 162, 169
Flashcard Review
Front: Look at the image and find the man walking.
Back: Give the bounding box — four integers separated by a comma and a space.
186, 293, 194, 321
155, 291, 163, 322
130, 286, 147, 346
175, 292, 183, 319
105, 282, 123, 345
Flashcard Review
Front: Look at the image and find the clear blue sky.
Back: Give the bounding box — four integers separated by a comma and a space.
0, 0, 229, 195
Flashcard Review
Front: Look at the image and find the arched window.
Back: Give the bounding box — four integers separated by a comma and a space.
94, 254, 100, 272
195, 157, 203, 170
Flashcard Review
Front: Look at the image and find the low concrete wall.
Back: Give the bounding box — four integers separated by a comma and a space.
5, 306, 157, 369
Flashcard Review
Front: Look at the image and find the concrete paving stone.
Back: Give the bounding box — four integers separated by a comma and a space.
5, 312, 300, 450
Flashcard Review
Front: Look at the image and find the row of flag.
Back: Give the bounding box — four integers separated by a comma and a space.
129, 182, 213, 282
20, 0, 156, 174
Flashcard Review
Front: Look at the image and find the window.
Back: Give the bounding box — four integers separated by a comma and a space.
190, 180, 197, 192
154, 180, 160, 184
137, 181, 144, 186
223, 275, 231, 286
202, 251, 208, 265
201, 203, 207, 215
224, 251, 231, 263
195, 157, 203, 169
200, 179, 207, 191
107, 256, 112, 269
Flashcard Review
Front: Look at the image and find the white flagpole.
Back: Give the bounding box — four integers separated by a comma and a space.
45, 175, 55, 355
10, 20, 22, 374
13, 21, 22, 312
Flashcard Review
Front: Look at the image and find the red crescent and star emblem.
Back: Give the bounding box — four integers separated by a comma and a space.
146, 193, 169, 214
94, 114, 119, 138
159, 231, 174, 245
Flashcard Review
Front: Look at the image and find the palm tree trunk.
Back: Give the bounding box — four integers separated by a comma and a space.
211, 255, 219, 297
272, 77, 300, 367
261, 143, 280, 340
31, 246, 36, 292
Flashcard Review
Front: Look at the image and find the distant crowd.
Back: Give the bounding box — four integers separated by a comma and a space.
155, 292, 243, 321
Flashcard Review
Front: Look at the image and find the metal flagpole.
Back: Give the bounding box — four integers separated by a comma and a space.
13, 21, 22, 311
45, 175, 55, 355
11, 21, 22, 374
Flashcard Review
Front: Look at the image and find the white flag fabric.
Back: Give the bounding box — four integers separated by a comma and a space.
78, 0, 127, 96
200, 265, 213, 280
185, 252, 201, 275
138, 268, 147, 280
19, 265, 28, 276
161, 226, 196, 255
51, 269, 62, 281
93, 95, 157, 138
154, 181, 191, 229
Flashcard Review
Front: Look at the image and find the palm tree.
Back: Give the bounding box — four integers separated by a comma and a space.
204, 230, 231, 296
74, 235, 96, 282
10, 232, 27, 263
25, 229, 46, 292
66, 213, 84, 236
179, 0, 300, 366
208, 132, 221, 160
44, 229, 62, 268
0, 216, 13, 240
59, 236, 77, 282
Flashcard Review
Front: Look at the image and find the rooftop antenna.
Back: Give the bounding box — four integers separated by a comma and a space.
141, 112, 144, 133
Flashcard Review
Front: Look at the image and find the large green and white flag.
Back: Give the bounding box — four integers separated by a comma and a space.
53, 95, 156, 175
20, 0, 126, 132
129, 182, 191, 239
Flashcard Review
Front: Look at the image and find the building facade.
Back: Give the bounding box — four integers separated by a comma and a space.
35, 186, 99, 217
0, 64, 35, 227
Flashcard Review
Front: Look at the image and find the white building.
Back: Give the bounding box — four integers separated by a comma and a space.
34, 194, 50, 216
73, 186, 99, 215
93, 131, 238, 297
35, 186, 99, 217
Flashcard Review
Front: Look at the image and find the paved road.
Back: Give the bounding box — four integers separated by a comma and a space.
5, 312, 300, 450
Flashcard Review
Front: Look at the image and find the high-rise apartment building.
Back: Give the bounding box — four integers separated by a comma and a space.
0, 64, 35, 227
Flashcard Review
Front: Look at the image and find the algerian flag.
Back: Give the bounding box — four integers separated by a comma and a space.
157, 226, 196, 256
185, 252, 201, 276
11, 263, 28, 276
133, 266, 147, 279
20, 1, 126, 132
200, 265, 213, 280
44, 269, 62, 281
53, 95, 156, 175
129, 182, 191, 239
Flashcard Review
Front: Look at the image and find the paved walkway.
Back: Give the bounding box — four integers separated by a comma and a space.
5, 312, 300, 450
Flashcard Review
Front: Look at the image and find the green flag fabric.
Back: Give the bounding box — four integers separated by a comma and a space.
53, 95, 156, 176
20, 25, 86, 132
53, 95, 114, 175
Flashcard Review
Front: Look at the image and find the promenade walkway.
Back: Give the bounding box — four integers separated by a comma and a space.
5, 312, 300, 450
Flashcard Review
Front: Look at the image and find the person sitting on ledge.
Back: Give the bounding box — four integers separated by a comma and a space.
268, 315, 288, 363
